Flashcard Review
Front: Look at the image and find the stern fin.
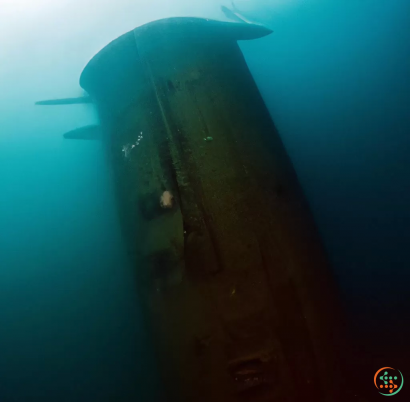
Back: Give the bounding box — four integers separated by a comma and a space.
63, 125, 101, 140
35, 96, 92, 106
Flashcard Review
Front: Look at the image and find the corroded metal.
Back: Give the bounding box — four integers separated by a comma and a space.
40, 17, 348, 402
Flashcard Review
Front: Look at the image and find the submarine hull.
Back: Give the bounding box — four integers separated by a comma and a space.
80, 18, 346, 402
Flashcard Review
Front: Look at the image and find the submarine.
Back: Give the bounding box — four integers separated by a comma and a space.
36, 17, 350, 402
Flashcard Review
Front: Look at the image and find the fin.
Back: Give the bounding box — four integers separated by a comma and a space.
231, 1, 239, 12
215, 19, 272, 40
80, 18, 272, 92
35, 96, 92, 105
63, 125, 101, 140
221, 5, 247, 24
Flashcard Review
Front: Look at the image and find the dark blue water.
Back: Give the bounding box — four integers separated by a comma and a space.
240, 0, 410, 392
244, 0, 410, 347
1, 0, 409, 400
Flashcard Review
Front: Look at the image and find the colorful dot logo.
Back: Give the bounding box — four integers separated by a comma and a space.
374, 367, 404, 396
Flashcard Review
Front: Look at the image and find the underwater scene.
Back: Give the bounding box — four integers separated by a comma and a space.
1, 1, 409, 401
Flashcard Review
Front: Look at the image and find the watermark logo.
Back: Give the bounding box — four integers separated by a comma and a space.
374, 367, 404, 396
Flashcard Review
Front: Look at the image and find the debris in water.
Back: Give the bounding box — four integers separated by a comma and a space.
122, 144, 131, 158
160, 190, 174, 208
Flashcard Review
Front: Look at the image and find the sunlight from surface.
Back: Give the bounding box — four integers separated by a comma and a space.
1, 0, 66, 21
0, 0, 281, 109
2, 0, 56, 11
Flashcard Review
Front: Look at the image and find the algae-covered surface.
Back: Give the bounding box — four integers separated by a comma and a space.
75, 18, 348, 402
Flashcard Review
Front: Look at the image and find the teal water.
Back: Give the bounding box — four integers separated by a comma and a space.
1, 0, 409, 400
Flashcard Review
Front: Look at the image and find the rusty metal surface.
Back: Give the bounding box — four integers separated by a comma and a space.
79, 18, 347, 402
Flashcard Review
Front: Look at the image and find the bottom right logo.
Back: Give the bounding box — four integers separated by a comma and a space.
374, 367, 404, 396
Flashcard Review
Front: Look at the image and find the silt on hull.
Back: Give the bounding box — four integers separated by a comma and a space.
37, 18, 346, 402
